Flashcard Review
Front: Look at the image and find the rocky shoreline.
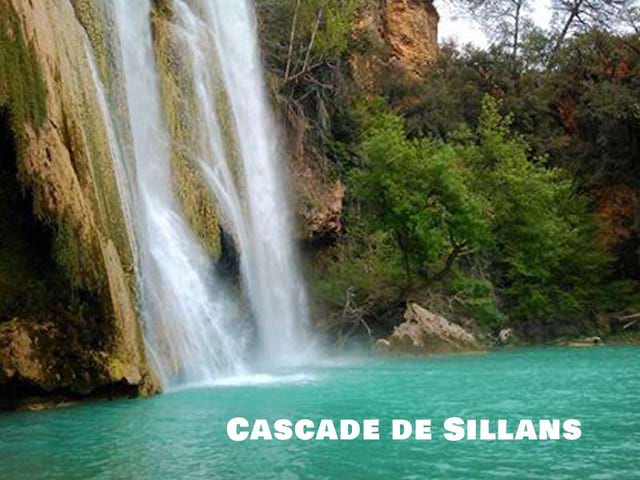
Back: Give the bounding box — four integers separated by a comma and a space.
373, 302, 640, 357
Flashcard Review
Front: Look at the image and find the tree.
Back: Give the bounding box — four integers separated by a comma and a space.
351, 106, 491, 285
550, 0, 635, 54
451, 0, 534, 60
547, 31, 640, 186
256, 0, 360, 84
623, 4, 640, 34
458, 96, 613, 321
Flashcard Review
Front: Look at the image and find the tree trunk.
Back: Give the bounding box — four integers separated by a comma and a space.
512, 1, 522, 61
552, 0, 585, 55
284, 0, 301, 82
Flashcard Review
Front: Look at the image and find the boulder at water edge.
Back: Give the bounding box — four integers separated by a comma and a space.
376, 303, 483, 355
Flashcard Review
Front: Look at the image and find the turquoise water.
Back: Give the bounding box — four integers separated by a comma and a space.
1, 347, 638, 479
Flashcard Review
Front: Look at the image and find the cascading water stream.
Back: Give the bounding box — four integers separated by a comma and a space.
170, 0, 312, 364
109, 0, 248, 388
84, 0, 313, 389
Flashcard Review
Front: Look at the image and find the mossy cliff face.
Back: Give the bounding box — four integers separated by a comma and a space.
0, 0, 156, 407
151, 5, 223, 259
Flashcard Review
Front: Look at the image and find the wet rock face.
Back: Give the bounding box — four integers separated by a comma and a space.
0, 320, 55, 391
378, 303, 482, 355
286, 109, 346, 243
0, 0, 155, 405
0, 317, 147, 408
151, 11, 223, 260
299, 179, 346, 243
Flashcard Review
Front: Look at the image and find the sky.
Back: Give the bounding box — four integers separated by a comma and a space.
437, 0, 554, 48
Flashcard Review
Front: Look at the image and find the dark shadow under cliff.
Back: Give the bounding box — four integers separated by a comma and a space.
0, 107, 68, 323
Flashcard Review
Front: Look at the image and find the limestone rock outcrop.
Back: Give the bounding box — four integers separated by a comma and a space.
498, 328, 514, 344
565, 336, 604, 348
0, 317, 142, 398
384, 0, 440, 77
378, 303, 482, 354
285, 105, 347, 242
297, 175, 346, 242
351, 0, 439, 93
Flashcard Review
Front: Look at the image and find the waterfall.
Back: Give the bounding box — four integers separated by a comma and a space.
85, 0, 311, 388
109, 0, 248, 388
170, 0, 311, 363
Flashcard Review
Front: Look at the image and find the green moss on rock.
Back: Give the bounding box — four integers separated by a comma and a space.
0, 0, 47, 136
0, 0, 155, 401
152, 13, 222, 260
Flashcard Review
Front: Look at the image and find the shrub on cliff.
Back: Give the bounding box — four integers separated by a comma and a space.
257, 0, 360, 81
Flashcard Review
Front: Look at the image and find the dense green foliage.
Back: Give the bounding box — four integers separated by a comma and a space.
389, 29, 640, 284
261, 2, 640, 338
352, 104, 491, 284
326, 97, 619, 329
460, 97, 614, 322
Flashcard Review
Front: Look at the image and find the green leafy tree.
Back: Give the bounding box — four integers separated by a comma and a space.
459, 96, 613, 321
351, 106, 491, 285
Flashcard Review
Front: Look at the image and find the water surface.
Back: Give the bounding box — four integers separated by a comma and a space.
1, 347, 638, 479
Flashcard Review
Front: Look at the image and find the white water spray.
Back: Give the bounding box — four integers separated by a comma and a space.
110, 0, 248, 388
168, 0, 312, 363
88, 0, 312, 388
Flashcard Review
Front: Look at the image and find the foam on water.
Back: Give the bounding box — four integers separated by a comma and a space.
170, 373, 318, 392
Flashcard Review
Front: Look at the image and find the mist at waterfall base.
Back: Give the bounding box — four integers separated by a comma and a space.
1, 348, 639, 479
99, 0, 315, 389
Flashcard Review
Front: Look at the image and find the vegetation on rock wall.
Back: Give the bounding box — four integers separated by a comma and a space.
0, 0, 47, 135
152, 8, 222, 259
0, 1, 52, 321
0, 0, 154, 403
257, 0, 640, 341
71, 0, 113, 84
258, 0, 360, 78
